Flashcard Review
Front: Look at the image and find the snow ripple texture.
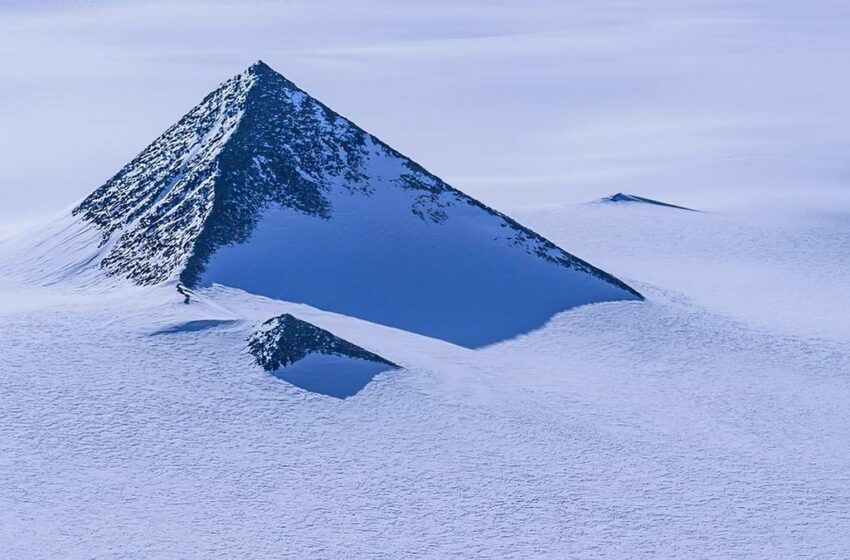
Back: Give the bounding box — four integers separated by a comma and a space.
1, 204, 848, 558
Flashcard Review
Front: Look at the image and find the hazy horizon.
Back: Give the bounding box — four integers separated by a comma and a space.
2, 0, 850, 231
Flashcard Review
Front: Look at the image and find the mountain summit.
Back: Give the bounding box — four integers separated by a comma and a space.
67, 61, 640, 346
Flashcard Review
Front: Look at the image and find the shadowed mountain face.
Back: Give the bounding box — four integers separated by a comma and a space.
72, 61, 642, 346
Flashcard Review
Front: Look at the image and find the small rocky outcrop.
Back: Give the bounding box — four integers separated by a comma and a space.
603, 193, 696, 211
247, 314, 397, 372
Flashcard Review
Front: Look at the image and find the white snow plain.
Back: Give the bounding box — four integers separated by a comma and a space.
1, 196, 848, 558
2, 0, 850, 557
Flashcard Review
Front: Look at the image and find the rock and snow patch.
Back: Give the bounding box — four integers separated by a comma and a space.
247, 313, 398, 398
603, 193, 697, 211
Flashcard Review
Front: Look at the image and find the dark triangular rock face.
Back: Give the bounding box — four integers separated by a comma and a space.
247, 314, 398, 398
248, 314, 397, 371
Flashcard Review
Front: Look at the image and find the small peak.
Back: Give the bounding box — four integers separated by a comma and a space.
242, 60, 298, 90
246, 60, 273, 75
603, 192, 697, 211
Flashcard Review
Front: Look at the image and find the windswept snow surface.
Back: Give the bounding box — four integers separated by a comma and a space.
2, 1, 850, 556
1, 199, 849, 558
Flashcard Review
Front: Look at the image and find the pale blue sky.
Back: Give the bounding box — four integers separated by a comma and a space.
2, 0, 849, 228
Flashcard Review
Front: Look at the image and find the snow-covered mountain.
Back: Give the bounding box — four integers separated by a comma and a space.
26, 61, 640, 346
6, 2, 850, 556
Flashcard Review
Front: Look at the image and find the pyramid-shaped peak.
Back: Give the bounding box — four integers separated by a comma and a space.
239, 60, 300, 94
246, 59, 274, 76
70, 63, 641, 346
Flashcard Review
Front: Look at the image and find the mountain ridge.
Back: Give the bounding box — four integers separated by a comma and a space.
73, 61, 640, 297
52, 61, 644, 346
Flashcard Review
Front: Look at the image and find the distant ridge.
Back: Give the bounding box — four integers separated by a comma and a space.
603, 193, 697, 211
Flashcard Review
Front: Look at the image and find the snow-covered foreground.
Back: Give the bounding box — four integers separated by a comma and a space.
1, 200, 848, 558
